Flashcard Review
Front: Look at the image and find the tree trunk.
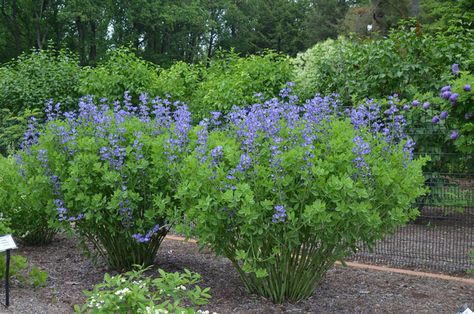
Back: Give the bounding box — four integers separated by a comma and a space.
34, 0, 48, 49
372, 0, 386, 35
1, 0, 23, 55
207, 29, 215, 60
89, 20, 97, 63
411, 0, 420, 16
76, 16, 86, 65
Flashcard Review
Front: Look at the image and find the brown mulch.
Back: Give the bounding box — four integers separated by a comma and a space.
1, 235, 473, 314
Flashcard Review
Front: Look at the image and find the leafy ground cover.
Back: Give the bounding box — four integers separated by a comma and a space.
2, 236, 473, 313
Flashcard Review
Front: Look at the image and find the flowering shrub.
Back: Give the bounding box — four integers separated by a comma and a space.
74, 266, 212, 314
438, 70, 473, 154
24, 94, 192, 270
0, 152, 58, 245
177, 85, 426, 302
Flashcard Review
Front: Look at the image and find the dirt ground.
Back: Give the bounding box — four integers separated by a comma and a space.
1, 235, 473, 314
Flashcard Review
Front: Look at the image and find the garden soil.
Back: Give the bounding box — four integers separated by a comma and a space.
1, 235, 473, 314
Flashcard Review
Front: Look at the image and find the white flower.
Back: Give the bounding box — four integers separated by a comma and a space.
114, 287, 131, 296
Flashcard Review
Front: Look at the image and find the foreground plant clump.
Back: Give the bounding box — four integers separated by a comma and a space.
75, 267, 212, 314
20, 93, 192, 270
177, 84, 427, 302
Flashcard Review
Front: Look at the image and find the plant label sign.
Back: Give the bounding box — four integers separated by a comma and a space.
0, 235, 16, 253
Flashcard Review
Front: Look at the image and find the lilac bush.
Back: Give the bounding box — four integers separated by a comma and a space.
177, 84, 426, 302
23, 93, 192, 270
437, 68, 473, 154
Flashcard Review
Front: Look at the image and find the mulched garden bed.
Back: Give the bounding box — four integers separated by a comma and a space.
2, 235, 473, 313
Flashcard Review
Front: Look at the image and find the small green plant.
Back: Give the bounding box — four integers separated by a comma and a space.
0, 253, 27, 280
0, 222, 48, 287
28, 265, 49, 288
74, 266, 212, 314
0, 255, 48, 287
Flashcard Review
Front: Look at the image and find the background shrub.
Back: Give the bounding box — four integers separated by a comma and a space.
0, 48, 81, 112
190, 51, 293, 119
155, 51, 294, 121
293, 20, 474, 103
79, 48, 161, 102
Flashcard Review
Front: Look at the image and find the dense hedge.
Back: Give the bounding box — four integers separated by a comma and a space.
293, 20, 474, 103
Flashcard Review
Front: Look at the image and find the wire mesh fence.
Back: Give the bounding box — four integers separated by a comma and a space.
350, 132, 474, 274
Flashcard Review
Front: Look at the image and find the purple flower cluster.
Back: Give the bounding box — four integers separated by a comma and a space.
440, 86, 459, 106
349, 98, 408, 146
54, 198, 68, 221
210, 146, 224, 166
132, 224, 161, 243
196, 120, 209, 163
436, 68, 472, 142
20, 117, 39, 153
352, 136, 371, 174
272, 205, 287, 223
452, 63, 460, 75
165, 103, 192, 164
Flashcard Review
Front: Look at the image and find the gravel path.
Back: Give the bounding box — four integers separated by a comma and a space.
1, 235, 473, 313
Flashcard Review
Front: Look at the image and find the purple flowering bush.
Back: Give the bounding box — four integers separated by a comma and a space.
0, 151, 58, 245
22, 93, 192, 270
177, 86, 426, 302
438, 71, 473, 154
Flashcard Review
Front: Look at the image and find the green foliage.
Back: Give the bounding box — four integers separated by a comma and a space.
158, 51, 293, 120
0, 108, 42, 155
74, 266, 211, 314
155, 61, 201, 102
0, 155, 58, 245
420, 0, 474, 32
0, 240, 48, 288
294, 21, 474, 103
0, 215, 11, 234
28, 265, 49, 288
0, 255, 48, 287
177, 99, 427, 302
25, 99, 192, 270
0, 48, 78, 154
0, 48, 81, 112
0, 253, 27, 281
192, 51, 292, 119
79, 47, 161, 102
